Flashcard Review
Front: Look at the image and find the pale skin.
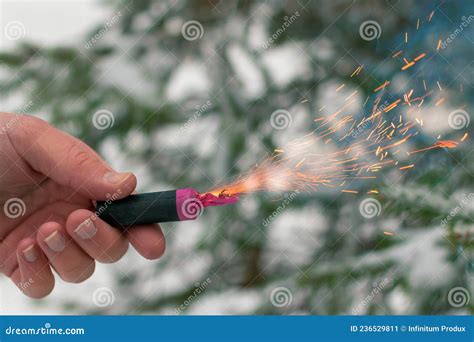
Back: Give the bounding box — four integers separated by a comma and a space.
0, 113, 166, 298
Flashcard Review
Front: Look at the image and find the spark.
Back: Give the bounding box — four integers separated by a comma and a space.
363, 96, 370, 107
436, 140, 458, 148
384, 99, 401, 112
345, 90, 359, 101
401, 61, 415, 70
295, 158, 306, 169
437, 39, 442, 50
400, 52, 426, 71
393, 50, 403, 58
374, 81, 390, 92
350, 65, 363, 77
414, 53, 426, 61
208, 11, 464, 199
409, 140, 458, 154
428, 10, 435, 22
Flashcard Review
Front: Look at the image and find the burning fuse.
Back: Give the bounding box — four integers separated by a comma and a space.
96, 188, 239, 230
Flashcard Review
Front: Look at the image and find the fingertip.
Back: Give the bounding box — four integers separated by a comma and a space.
27, 281, 55, 299
16, 239, 55, 299
67, 209, 129, 263
16, 237, 37, 253
36, 221, 63, 242
127, 224, 166, 260
102, 171, 137, 199
27, 282, 55, 299
66, 208, 94, 228
37, 221, 96, 284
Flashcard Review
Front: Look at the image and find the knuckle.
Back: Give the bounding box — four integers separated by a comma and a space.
65, 141, 101, 171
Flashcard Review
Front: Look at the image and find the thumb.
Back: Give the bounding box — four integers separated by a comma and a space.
9, 116, 136, 200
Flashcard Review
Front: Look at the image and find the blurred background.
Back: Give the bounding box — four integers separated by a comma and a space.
0, 0, 472, 315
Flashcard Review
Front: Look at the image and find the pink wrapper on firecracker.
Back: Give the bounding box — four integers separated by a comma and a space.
96, 188, 239, 230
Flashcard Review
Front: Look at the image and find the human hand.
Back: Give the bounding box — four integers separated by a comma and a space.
0, 113, 166, 298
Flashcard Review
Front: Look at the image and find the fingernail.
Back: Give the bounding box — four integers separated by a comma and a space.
103, 172, 131, 184
74, 219, 97, 240
44, 231, 65, 252
22, 245, 37, 263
